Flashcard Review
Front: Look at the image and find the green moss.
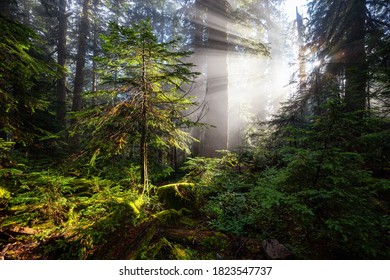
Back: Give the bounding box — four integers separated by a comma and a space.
129, 196, 145, 217
152, 208, 191, 225
157, 183, 195, 210
142, 237, 197, 260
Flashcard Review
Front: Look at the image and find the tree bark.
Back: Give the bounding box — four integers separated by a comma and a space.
90, 0, 100, 107
344, 0, 368, 116
296, 6, 306, 89
72, 0, 92, 113
140, 118, 148, 191
202, 0, 229, 157
140, 42, 149, 191
190, 0, 208, 156
56, 0, 68, 127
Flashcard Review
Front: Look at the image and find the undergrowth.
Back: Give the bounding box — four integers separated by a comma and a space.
0, 166, 149, 259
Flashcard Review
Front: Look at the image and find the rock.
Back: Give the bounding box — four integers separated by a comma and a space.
262, 239, 292, 259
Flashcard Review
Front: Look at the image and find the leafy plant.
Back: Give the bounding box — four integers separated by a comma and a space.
203, 191, 253, 236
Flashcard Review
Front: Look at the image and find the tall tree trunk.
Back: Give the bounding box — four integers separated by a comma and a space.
56, 0, 68, 128
91, 0, 99, 99
140, 93, 148, 191
202, 0, 229, 157
296, 7, 306, 90
140, 43, 149, 191
190, 0, 208, 156
140, 124, 148, 192
344, 0, 367, 116
72, 0, 92, 114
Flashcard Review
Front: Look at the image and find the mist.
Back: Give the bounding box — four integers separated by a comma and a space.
189, 0, 299, 156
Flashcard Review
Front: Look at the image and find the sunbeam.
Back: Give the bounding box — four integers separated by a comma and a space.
190, 0, 304, 153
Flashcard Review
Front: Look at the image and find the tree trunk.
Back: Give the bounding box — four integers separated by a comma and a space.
72, 0, 92, 113
56, 0, 68, 127
140, 118, 148, 192
296, 7, 306, 90
91, 0, 100, 106
190, 0, 208, 156
202, 0, 229, 157
344, 0, 368, 116
140, 43, 149, 191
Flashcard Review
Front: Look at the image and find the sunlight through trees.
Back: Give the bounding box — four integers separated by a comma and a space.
0, 0, 389, 260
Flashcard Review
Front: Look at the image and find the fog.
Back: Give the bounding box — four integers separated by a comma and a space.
190, 0, 302, 155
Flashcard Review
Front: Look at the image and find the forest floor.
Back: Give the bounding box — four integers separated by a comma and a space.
0, 168, 294, 260
0, 214, 269, 260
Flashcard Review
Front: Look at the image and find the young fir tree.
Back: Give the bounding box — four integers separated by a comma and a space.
0, 14, 56, 148
76, 20, 199, 192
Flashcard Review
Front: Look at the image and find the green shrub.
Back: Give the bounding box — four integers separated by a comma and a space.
203, 191, 254, 235
183, 146, 389, 259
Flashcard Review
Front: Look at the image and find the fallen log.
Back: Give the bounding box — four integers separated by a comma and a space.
91, 221, 158, 260
120, 222, 157, 260
158, 227, 229, 245
158, 227, 266, 259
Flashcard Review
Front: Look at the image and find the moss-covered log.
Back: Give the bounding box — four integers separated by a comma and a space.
158, 227, 267, 259
91, 221, 157, 260
157, 183, 197, 210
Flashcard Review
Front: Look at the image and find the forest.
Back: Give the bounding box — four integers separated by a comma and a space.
0, 0, 389, 260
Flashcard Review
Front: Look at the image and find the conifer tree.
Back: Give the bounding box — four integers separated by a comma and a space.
56, 0, 69, 127
0, 14, 55, 146
72, 0, 92, 115
307, 0, 368, 116
77, 20, 199, 192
